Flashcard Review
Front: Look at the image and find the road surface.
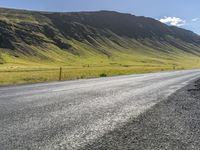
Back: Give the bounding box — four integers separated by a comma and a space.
1, 69, 200, 150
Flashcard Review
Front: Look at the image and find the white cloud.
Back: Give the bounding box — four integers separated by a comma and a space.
192, 18, 199, 22
159, 16, 186, 27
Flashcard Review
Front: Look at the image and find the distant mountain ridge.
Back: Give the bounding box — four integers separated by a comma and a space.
45, 10, 200, 42
0, 8, 200, 68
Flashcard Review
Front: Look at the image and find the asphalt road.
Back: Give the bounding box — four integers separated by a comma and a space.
1, 69, 200, 150
83, 76, 200, 150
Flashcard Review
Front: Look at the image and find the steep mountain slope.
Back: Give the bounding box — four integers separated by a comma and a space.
0, 8, 200, 69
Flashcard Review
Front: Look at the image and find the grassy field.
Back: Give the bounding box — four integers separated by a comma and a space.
1, 40, 200, 85
1, 41, 200, 85
0, 65, 176, 85
0, 55, 199, 86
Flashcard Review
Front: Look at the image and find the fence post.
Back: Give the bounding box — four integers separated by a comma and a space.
59, 67, 62, 81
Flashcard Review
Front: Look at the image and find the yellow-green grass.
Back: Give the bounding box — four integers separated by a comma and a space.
0, 65, 179, 85
1, 35, 200, 85
1, 53, 200, 85
1, 45, 200, 85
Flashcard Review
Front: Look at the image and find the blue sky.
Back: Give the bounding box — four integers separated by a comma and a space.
0, 0, 200, 34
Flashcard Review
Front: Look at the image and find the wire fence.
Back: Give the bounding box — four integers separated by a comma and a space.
0, 65, 180, 85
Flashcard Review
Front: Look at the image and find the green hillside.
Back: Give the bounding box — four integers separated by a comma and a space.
0, 8, 200, 84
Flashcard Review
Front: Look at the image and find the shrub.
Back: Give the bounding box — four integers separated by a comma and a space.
99, 73, 107, 77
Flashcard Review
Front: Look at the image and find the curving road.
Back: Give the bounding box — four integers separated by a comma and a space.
1, 69, 200, 150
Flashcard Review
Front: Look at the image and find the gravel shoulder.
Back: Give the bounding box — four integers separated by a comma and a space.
82, 79, 200, 150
